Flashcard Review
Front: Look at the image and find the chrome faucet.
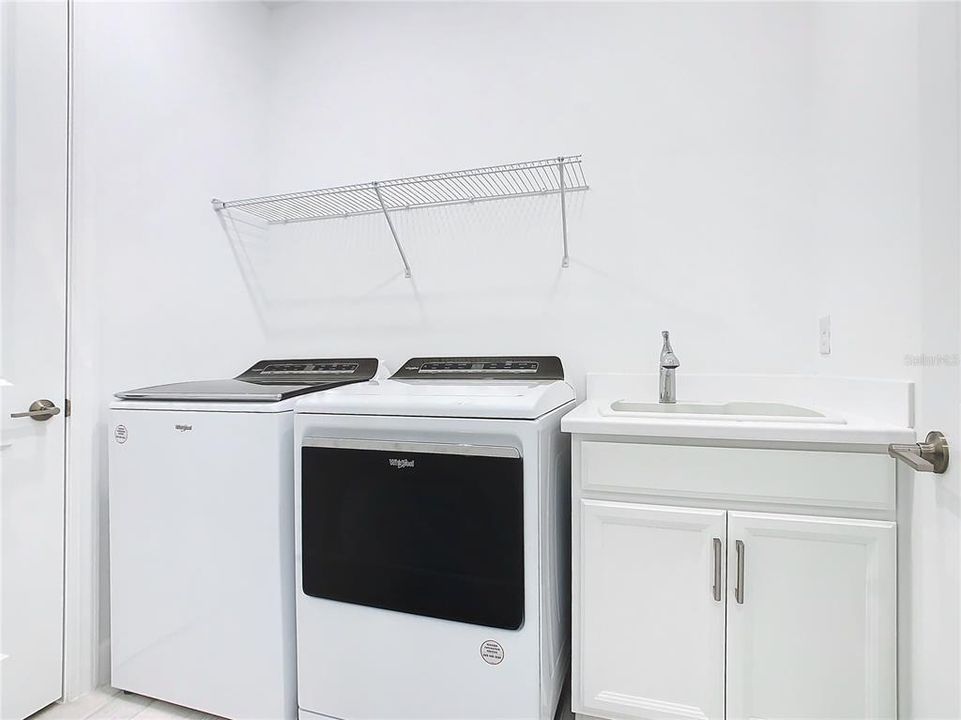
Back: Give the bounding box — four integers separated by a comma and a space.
659, 330, 680, 403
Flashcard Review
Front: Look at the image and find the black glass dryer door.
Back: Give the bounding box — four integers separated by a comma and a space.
301, 439, 524, 630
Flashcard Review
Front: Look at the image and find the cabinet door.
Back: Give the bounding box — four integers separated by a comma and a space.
726, 512, 896, 720
577, 500, 726, 720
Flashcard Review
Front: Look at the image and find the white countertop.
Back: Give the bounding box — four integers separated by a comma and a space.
561, 373, 916, 449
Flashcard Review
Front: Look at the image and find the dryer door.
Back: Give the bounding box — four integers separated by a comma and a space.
301, 438, 524, 630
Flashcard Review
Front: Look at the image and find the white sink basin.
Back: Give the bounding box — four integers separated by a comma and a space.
607, 400, 846, 424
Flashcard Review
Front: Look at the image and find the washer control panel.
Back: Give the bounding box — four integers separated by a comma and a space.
239, 358, 378, 383
392, 356, 564, 381
259, 362, 358, 376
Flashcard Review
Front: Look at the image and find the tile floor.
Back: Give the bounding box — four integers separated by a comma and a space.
31, 686, 574, 720
29, 689, 226, 720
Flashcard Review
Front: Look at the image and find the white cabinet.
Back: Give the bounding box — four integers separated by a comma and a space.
726, 512, 897, 720
572, 440, 898, 720
578, 501, 725, 720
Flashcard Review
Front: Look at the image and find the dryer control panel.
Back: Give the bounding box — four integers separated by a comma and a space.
392, 356, 564, 381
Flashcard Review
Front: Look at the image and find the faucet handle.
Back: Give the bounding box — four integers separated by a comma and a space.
660, 330, 680, 368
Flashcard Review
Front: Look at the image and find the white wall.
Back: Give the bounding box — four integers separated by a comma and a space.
73, 1, 931, 423
902, 5, 961, 717
67, 2, 959, 715
259, 1, 923, 388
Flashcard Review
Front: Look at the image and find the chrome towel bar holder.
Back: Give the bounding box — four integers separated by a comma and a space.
888, 430, 949, 474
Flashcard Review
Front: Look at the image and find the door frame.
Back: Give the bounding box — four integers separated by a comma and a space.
60, 0, 84, 703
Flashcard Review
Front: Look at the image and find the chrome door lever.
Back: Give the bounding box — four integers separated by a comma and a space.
888, 431, 949, 474
10, 399, 61, 422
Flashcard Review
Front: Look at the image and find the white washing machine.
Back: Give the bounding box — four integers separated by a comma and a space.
294, 356, 575, 720
108, 358, 378, 720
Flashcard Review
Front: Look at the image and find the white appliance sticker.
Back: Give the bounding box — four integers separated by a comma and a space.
480, 640, 504, 666
114, 425, 128, 444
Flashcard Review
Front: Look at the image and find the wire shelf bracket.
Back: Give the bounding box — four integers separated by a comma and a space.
212, 155, 588, 278
372, 181, 412, 279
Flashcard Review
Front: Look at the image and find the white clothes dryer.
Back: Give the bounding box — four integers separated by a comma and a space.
294, 356, 575, 720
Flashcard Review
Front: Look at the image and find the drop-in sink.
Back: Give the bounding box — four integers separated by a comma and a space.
607, 400, 846, 424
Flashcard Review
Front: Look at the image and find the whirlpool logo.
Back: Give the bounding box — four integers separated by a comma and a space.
388, 458, 415, 469
175, 424, 193, 433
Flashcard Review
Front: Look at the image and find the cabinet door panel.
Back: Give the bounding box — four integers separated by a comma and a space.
577, 500, 725, 720
726, 512, 896, 720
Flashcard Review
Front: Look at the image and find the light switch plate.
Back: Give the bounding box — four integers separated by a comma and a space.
819, 315, 831, 355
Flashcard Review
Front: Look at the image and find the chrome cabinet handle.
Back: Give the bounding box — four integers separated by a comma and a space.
734, 540, 745, 604
10, 399, 61, 422
888, 431, 949, 474
712, 537, 722, 602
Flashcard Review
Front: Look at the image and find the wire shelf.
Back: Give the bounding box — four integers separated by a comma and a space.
213, 155, 588, 278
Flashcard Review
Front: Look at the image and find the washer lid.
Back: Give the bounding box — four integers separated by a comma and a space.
115, 358, 379, 402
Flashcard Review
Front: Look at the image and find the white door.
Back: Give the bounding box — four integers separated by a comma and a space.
576, 500, 726, 720
726, 511, 897, 720
0, 1, 69, 718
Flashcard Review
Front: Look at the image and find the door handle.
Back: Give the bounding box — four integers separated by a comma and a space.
712, 537, 722, 602
10, 399, 61, 422
888, 431, 949, 474
734, 540, 745, 604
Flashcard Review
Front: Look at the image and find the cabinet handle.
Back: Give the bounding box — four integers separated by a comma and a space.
712, 537, 722, 601
734, 540, 745, 604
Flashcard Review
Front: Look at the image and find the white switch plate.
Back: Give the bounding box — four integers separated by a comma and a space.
819, 315, 831, 355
